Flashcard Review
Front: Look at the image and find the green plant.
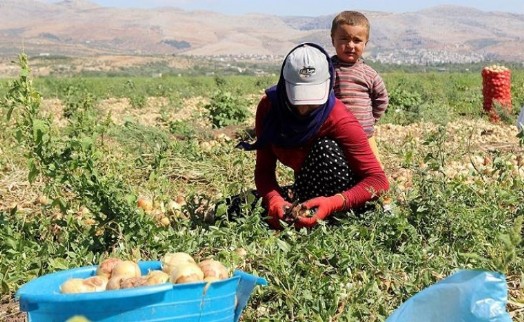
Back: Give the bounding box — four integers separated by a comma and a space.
422, 125, 448, 172
168, 120, 196, 138
204, 89, 251, 128
2, 54, 154, 253
490, 216, 523, 273
125, 79, 147, 108
386, 86, 424, 124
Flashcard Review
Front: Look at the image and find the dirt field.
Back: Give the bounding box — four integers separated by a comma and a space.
1, 97, 523, 321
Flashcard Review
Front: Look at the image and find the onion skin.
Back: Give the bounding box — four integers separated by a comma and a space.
83, 275, 109, 292
145, 270, 170, 286
96, 258, 122, 279
161, 252, 195, 275
120, 277, 148, 289
111, 260, 141, 279
60, 276, 108, 294
204, 276, 221, 282
169, 262, 204, 284
106, 276, 124, 290
198, 259, 229, 280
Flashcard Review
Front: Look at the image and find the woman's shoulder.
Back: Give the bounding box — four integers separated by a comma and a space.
256, 95, 272, 117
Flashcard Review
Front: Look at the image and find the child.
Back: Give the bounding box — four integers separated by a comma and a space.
330, 11, 389, 165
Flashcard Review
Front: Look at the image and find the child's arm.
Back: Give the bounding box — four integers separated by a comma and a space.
370, 73, 388, 121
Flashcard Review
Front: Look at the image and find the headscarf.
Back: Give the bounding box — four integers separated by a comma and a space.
237, 42, 336, 150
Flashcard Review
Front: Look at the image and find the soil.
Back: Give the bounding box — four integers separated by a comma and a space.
0, 296, 25, 322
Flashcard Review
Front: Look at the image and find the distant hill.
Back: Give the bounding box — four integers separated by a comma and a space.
1, 0, 524, 63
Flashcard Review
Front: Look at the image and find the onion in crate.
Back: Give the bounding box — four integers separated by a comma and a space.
111, 260, 141, 279
161, 252, 195, 274
145, 270, 170, 286
60, 276, 108, 294
198, 259, 229, 281
169, 262, 204, 284
120, 277, 148, 289
95, 257, 122, 279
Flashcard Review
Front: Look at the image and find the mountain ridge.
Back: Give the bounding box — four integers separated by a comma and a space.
1, 1, 524, 63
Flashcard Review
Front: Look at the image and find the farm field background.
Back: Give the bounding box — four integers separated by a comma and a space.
1, 56, 524, 321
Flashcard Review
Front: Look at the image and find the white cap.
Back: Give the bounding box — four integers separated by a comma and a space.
283, 44, 330, 105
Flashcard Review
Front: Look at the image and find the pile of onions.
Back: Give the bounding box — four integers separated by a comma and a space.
481, 65, 512, 123
60, 253, 230, 294
161, 252, 229, 284
61, 258, 169, 293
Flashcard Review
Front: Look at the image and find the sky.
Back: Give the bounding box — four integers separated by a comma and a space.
46, 0, 524, 16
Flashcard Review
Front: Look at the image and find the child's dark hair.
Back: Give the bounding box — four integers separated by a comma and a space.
330, 11, 370, 39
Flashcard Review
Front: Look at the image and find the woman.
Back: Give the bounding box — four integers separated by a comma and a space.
237, 42, 389, 229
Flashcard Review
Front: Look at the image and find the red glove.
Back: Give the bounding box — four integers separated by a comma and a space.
265, 194, 291, 229
295, 194, 346, 228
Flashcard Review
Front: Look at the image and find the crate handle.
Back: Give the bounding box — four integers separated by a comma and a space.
233, 270, 267, 322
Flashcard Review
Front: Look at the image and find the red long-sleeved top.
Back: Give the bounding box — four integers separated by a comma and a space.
255, 96, 389, 210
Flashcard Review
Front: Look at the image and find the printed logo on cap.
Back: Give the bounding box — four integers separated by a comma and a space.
299, 66, 316, 78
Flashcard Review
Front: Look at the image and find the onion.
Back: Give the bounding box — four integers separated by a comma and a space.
60, 276, 108, 294
169, 262, 204, 284
234, 248, 247, 258
83, 275, 108, 291
198, 259, 229, 280
61, 278, 90, 294
204, 276, 221, 282
145, 270, 170, 286
111, 260, 141, 279
137, 197, 153, 213
106, 276, 124, 290
65, 315, 90, 322
159, 216, 171, 227
36, 195, 49, 206
96, 257, 122, 279
120, 277, 147, 289
161, 252, 195, 274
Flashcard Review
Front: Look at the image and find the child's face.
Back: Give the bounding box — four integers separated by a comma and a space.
332, 24, 368, 64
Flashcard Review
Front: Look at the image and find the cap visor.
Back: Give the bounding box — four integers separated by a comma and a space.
285, 80, 330, 105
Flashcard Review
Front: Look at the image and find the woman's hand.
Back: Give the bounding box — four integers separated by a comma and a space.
266, 194, 292, 229
295, 195, 345, 228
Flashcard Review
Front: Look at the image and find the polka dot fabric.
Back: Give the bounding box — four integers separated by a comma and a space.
294, 138, 357, 201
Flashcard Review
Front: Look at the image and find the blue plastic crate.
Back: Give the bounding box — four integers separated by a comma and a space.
16, 261, 267, 322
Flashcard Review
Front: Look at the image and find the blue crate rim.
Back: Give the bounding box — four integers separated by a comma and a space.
16, 260, 242, 304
